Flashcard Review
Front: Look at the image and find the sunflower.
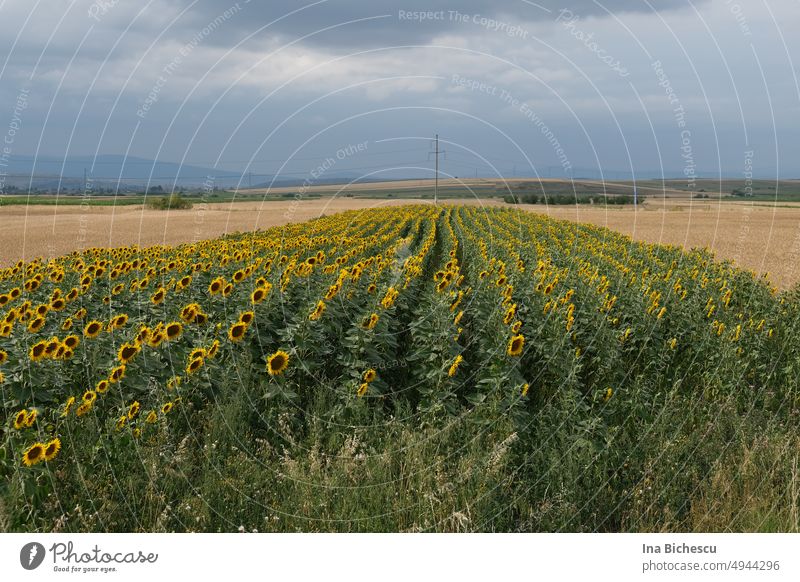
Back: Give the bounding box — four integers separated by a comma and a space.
150, 287, 166, 305
132, 427, 141, 439
0, 348, 7, 364
60, 396, 76, 418
324, 283, 340, 301
308, 301, 325, 321
186, 357, 204, 375
27, 316, 46, 333
194, 312, 209, 325
447, 354, 463, 377
0, 323, 12, 337
362, 313, 379, 330
21, 408, 37, 427
228, 322, 247, 342
115, 416, 127, 431
180, 303, 199, 323
63, 334, 80, 349
189, 347, 206, 361
109, 365, 126, 383
454, 310, 464, 325
251, 287, 267, 304
83, 320, 103, 338
166, 375, 182, 390
164, 321, 183, 341
95, 379, 110, 394
147, 331, 165, 348
507, 334, 525, 357
75, 401, 93, 417
110, 314, 129, 330
13, 409, 27, 429
117, 342, 140, 364
22, 443, 45, 467
82, 390, 97, 404
363, 369, 377, 383
127, 401, 141, 420
206, 340, 220, 359
239, 311, 255, 325
29, 341, 47, 362
208, 277, 224, 295
136, 325, 151, 344
161, 402, 173, 415
357, 382, 369, 397
266, 350, 289, 376
145, 411, 158, 424
43, 438, 61, 462
60, 317, 73, 331
603, 387, 613, 403
503, 304, 516, 325
521, 383, 530, 397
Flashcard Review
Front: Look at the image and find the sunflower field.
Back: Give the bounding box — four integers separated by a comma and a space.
1, 205, 799, 532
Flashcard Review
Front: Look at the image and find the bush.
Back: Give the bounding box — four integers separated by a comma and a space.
148, 193, 193, 210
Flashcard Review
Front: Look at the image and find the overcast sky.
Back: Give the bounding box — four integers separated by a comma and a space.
1, 0, 798, 183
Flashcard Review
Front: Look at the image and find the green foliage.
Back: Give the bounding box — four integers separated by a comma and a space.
147, 192, 193, 210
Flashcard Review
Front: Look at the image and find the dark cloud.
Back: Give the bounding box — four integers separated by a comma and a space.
172, 0, 704, 49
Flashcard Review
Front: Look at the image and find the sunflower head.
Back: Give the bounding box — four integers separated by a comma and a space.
109, 365, 126, 383
24, 409, 37, 427
362, 313, 379, 330
63, 334, 80, 349
186, 357, 204, 375
127, 401, 141, 420
228, 322, 247, 342
43, 438, 61, 462
96, 379, 110, 394
118, 342, 140, 363
28, 341, 47, 362
362, 369, 377, 383
357, 383, 369, 397
161, 402, 173, 415
22, 443, 45, 467
13, 409, 28, 430
266, 350, 290, 376
507, 334, 525, 357
83, 320, 103, 338
75, 401, 93, 417
238, 311, 255, 325
165, 322, 183, 341
145, 411, 158, 424
206, 340, 220, 359
251, 288, 267, 304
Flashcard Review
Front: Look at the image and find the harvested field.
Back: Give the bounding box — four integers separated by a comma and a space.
1, 196, 799, 289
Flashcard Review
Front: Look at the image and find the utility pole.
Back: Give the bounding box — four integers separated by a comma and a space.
428, 134, 446, 206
